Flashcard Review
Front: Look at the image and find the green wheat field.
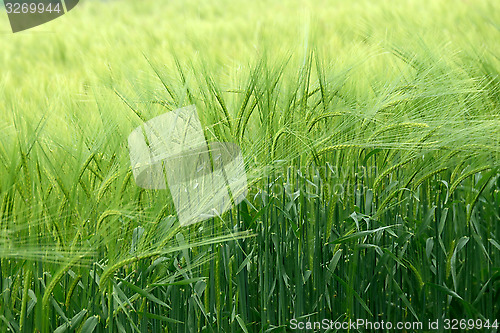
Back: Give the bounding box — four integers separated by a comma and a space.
0, 0, 499, 332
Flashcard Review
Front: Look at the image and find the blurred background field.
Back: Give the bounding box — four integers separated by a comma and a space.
0, 0, 499, 332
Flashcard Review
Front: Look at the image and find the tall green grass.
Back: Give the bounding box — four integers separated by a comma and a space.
1, 0, 499, 332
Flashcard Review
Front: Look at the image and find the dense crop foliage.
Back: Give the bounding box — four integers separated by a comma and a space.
1, 0, 499, 332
